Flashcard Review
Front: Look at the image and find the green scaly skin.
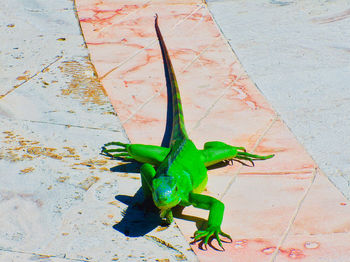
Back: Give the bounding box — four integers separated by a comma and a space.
102, 15, 274, 250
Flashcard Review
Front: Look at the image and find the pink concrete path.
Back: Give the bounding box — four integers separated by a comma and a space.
76, 1, 350, 261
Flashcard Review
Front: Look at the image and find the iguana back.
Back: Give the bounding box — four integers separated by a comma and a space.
155, 15, 188, 146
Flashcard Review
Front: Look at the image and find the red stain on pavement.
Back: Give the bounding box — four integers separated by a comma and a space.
80, 8, 123, 24
261, 246, 306, 259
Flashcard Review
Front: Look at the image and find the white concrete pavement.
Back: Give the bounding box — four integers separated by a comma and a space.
0, 0, 197, 261
207, 0, 350, 198
2, 0, 350, 260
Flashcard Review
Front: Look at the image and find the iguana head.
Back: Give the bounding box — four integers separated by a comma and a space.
152, 176, 180, 210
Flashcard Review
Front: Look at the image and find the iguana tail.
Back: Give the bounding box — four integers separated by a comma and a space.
155, 15, 188, 145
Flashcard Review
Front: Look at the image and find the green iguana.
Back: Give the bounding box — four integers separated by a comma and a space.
102, 15, 274, 249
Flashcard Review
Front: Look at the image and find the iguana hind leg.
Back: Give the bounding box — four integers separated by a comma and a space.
200, 141, 274, 167
102, 142, 170, 166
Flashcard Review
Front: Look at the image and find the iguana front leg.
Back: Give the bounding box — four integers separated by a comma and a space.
189, 192, 231, 249
102, 142, 170, 166
140, 163, 156, 201
201, 141, 274, 167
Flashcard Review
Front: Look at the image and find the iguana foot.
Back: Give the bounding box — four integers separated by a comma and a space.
227, 145, 274, 166
193, 226, 232, 250
160, 209, 173, 225
101, 142, 134, 161
202, 141, 274, 167
235, 148, 274, 166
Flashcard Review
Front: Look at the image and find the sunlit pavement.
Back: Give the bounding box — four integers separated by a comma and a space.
1, 0, 349, 261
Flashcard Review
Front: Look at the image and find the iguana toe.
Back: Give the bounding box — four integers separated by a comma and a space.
101, 142, 134, 161
194, 226, 231, 251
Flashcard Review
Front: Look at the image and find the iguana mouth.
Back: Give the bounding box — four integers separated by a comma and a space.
153, 193, 180, 210
152, 175, 180, 209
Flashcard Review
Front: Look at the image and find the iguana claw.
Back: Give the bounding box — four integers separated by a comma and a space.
104, 141, 128, 147
235, 150, 274, 166
193, 226, 232, 250
102, 141, 133, 160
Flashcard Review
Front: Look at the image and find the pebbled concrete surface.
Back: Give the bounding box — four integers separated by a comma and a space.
207, 0, 350, 198
0, 0, 197, 261
2, 0, 350, 261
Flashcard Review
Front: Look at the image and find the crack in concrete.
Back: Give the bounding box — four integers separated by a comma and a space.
24, 8, 75, 13
99, 4, 205, 80
181, 37, 220, 73
144, 234, 186, 258
12, 118, 121, 132
0, 248, 89, 262
270, 168, 318, 262
188, 73, 244, 136
0, 55, 63, 100
220, 113, 279, 200
98, 0, 152, 34
122, 37, 220, 126
239, 169, 316, 175
122, 89, 162, 125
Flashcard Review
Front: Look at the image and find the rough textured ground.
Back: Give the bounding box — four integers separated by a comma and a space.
207, 0, 350, 199
0, 0, 197, 261
2, 0, 350, 261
